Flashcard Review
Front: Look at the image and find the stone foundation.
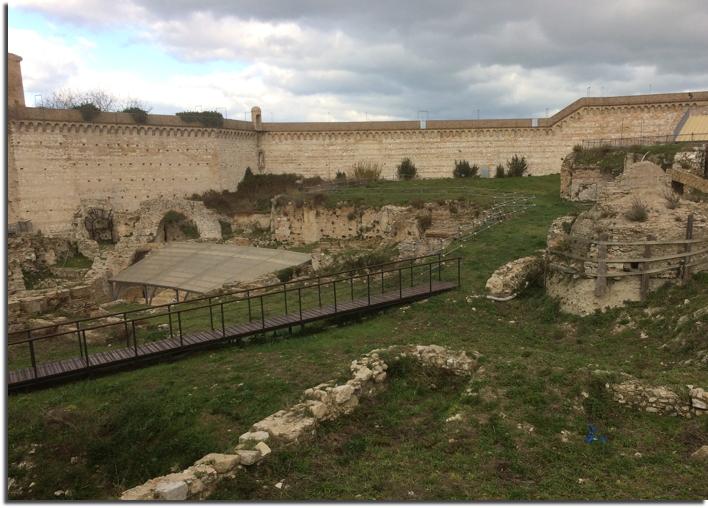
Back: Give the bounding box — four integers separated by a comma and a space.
120, 344, 479, 501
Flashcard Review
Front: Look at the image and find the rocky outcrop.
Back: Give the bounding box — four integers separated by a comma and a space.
120, 344, 479, 501
546, 160, 708, 315
485, 255, 543, 300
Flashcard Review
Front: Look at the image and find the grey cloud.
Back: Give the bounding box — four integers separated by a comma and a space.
13, 0, 708, 120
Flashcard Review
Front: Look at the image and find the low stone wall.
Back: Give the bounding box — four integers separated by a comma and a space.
609, 376, 707, 417
120, 344, 479, 501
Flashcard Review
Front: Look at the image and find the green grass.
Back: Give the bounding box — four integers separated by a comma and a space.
54, 253, 93, 269
7, 175, 708, 500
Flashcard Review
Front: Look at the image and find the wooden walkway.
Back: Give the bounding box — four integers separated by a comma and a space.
8, 280, 456, 390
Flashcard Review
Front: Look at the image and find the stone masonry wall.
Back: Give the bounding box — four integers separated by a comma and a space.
8, 52, 708, 236
8, 112, 257, 235
260, 99, 705, 179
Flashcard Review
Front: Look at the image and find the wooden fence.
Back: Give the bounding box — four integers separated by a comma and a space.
548, 214, 707, 300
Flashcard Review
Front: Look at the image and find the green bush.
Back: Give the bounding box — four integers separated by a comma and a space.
506, 154, 528, 177
495, 164, 506, 178
352, 161, 381, 181
276, 266, 295, 283
176, 111, 224, 128
335, 171, 347, 181
122, 106, 149, 124
453, 160, 478, 178
73, 102, 101, 122
397, 158, 417, 180
572, 144, 583, 153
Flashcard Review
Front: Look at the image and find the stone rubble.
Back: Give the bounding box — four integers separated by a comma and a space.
120, 344, 479, 500
485, 255, 543, 300
608, 376, 707, 417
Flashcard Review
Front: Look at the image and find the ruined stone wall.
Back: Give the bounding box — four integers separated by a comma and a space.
260, 96, 708, 178
8, 109, 257, 235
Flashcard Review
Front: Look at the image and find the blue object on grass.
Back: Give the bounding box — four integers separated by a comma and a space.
585, 424, 608, 444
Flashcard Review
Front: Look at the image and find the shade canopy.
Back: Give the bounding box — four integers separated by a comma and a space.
110, 243, 311, 294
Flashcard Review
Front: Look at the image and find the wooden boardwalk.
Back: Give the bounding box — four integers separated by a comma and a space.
8, 280, 456, 390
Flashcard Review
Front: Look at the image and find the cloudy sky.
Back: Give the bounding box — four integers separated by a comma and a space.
7, 0, 708, 122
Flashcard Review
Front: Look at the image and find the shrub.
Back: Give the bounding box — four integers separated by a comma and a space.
453, 160, 478, 178
122, 106, 149, 124
352, 161, 382, 181
506, 154, 528, 177
495, 164, 506, 178
244, 167, 254, 179
73, 102, 101, 121
335, 170, 347, 181
176, 111, 224, 128
572, 144, 583, 153
663, 189, 681, 209
625, 197, 649, 222
276, 266, 295, 283
397, 158, 417, 180
410, 199, 425, 209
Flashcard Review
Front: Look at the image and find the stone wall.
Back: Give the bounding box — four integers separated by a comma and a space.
608, 376, 707, 417
8, 54, 708, 234
120, 344, 479, 501
260, 97, 706, 179
8, 113, 257, 235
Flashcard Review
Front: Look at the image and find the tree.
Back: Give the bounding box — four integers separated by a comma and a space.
397, 157, 417, 180
44, 88, 118, 111
495, 164, 506, 178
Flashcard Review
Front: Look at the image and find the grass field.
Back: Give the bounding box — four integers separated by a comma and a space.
7, 175, 707, 500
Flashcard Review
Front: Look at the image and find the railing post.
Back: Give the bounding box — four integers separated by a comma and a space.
457, 257, 461, 288
298, 287, 303, 322
682, 213, 694, 283
350, 275, 354, 301
333, 280, 338, 311
438, 252, 442, 281
167, 305, 173, 339
640, 234, 655, 301
82, 330, 90, 368
221, 302, 226, 337
317, 277, 322, 307
260, 296, 265, 330
367, 274, 371, 305
76, 322, 83, 360
29, 340, 37, 378
132, 321, 138, 356
381, 270, 385, 295
429, 263, 433, 294
399, 268, 403, 299
123, 312, 130, 346
177, 311, 183, 346
247, 290, 252, 322
283, 284, 288, 315
595, 233, 609, 297
208, 297, 214, 331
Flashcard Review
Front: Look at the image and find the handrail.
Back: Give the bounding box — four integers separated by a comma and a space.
564, 236, 707, 247
549, 246, 708, 264
14, 252, 445, 337
8, 255, 459, 346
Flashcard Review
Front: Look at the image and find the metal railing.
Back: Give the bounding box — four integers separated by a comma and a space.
8, 254, 461, 383
581, 132, 708, 150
